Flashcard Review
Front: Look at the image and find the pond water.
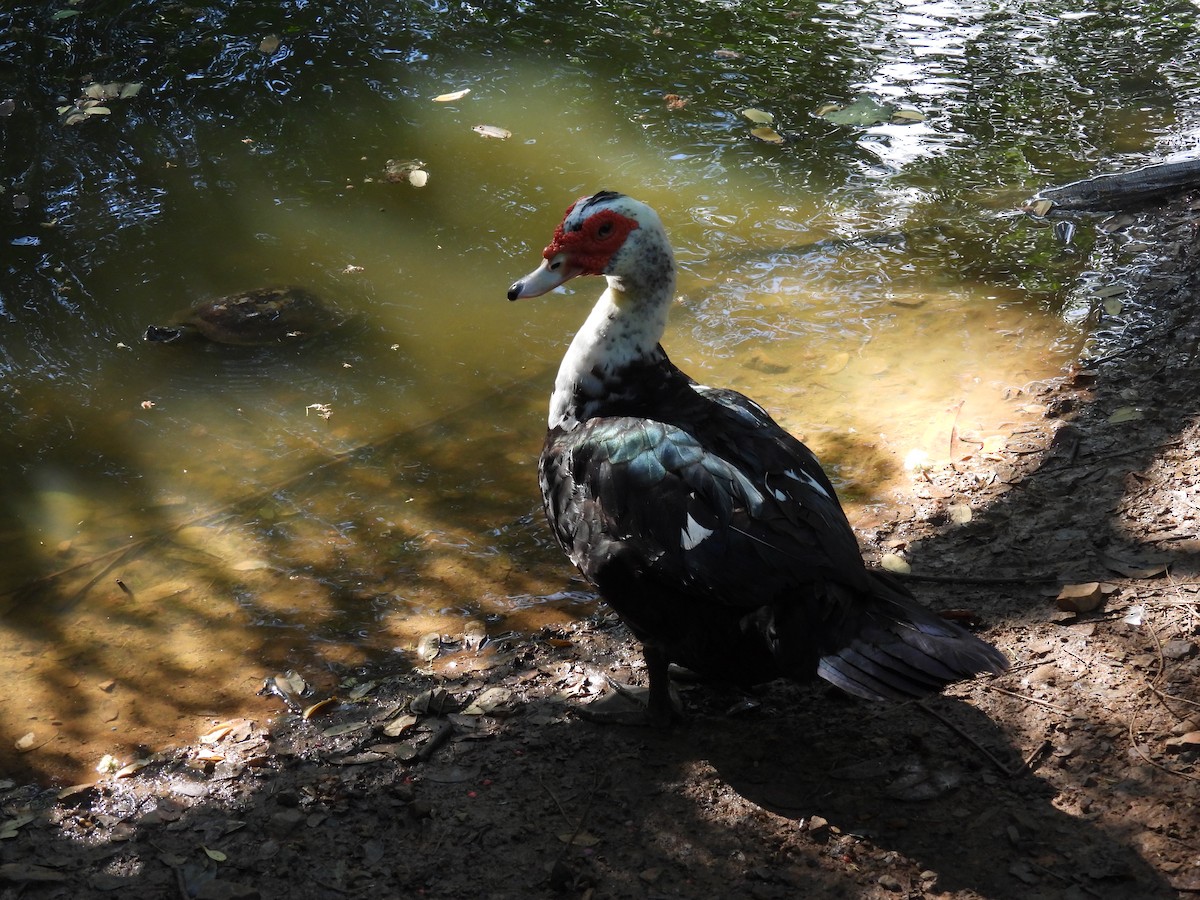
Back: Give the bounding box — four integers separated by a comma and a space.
2, 0, 1198, 781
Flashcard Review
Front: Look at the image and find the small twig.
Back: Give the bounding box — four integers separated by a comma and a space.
537, 776, 577, 831
1127, 702, 1200, 783
917, 701, 1019, 777
1016, 739, 1053, 776
414, 720, 454, 762
985, 685, 1075, 716
546, 770, 608, 875
1025, 440, 1182, 479
892, 571, 1060, 585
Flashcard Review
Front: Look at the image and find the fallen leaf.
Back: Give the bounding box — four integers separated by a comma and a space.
200, 722, 235, 744
0, 813, 36, 840
203, 846, 227, 862
472, 124, 511, 140
1107, 406, 1142, 424
1165, 731, 1200, 752
462, 687, 513, 716
302, 698, 336, 720
433, 88, 470, 102
0, 862, 66, 882
322, 720, 369, 738
416, 632, 441, 662
558, 830, 600, 846
880, 553, 911, 575
1102, 553, 1167, 579
382, 714, 418, 738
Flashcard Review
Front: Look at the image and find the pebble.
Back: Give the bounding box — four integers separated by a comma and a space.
878, 874, 904, 892
1162, 639, 1197, 660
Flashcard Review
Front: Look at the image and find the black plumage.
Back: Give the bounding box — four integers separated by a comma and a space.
509, 191, 1008, 722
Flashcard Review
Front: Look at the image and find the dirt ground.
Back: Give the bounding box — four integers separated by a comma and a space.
2, 195, 1200, 899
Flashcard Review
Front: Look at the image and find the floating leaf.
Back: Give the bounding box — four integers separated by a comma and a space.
203, 847, 227, 862
258, 34, 280, 55
713, 49, 742, 60
749, 125, 785, 144
83, 106, 111, 116
817, 95, 894, 127
1026, 198, 1054, 217
738, 107, 774, 125
114, 759, 149, 778
472, 124, 511, 140
1103, 297, 1123, 316
119, 83, 143, 99
275, 671, 308, 696
407, 168, 428, 188
890, 107, 925, 124
433, 88, 470, 102
347, 681, 376, 700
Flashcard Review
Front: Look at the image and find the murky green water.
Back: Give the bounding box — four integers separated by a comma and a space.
2, 0, 1197, 780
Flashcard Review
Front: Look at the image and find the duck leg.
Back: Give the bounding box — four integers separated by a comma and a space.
576, 644, 681, 726
643, 644, 676, 727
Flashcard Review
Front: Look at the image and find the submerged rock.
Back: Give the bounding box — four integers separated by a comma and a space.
143, 286, 340, 346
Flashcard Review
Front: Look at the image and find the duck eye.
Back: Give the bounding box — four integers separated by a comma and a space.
596, 221, 613, 239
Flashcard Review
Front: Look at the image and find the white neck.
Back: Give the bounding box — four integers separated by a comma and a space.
549, 266, 676, 429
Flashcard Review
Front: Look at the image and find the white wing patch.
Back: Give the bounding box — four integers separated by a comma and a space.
681, 513, 714, 550
785, 467, 831, 500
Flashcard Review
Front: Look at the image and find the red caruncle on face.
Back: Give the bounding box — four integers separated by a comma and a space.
543, 207, 640, 275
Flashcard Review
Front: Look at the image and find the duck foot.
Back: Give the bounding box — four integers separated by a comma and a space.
574, 677, 682, 726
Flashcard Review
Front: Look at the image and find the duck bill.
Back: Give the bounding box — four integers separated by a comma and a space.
507, 254, 584, 301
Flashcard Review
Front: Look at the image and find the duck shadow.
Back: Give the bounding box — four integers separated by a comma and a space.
656, 682, 1174, 899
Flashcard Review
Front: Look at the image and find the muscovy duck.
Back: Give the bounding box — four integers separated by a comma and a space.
508, 190, 1008, 723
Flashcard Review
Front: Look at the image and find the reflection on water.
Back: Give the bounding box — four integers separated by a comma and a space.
1, 0, 1198, 781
